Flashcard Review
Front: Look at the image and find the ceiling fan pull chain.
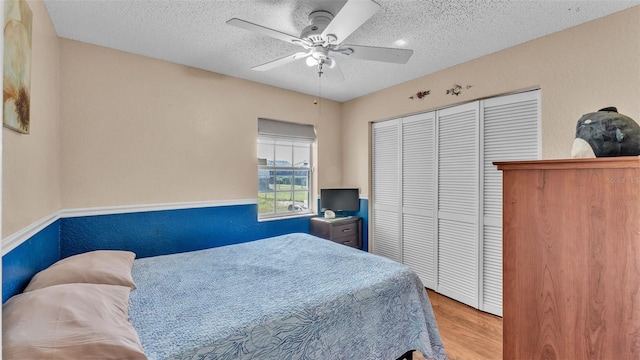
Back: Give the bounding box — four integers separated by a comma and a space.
317, 64, 322, 115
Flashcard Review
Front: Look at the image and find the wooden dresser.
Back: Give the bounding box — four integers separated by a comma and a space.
495, 157, 640, 359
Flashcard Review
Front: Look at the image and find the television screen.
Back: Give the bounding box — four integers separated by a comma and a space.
320, 188, 360, 212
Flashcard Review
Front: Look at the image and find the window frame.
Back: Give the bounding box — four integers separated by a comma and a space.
257, 136, 314, 220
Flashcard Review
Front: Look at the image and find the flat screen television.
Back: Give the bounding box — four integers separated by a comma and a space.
320, 188, 360, 213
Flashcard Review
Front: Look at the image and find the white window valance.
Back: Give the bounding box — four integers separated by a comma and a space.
258, 118, 315, 140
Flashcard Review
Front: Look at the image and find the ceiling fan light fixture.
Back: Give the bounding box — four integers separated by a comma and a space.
394, 39, 407, 47
306, 56, 319, 67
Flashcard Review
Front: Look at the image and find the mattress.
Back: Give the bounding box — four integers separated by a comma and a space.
128, 233, 446, 359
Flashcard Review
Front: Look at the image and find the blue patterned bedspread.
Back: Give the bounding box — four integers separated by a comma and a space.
129, 233, 446, 360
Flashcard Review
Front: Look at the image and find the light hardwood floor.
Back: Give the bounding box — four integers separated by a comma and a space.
427, 290, 503, 360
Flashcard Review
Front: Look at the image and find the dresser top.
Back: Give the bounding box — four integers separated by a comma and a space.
311, 215, 360, 224
494, 156, 640, 171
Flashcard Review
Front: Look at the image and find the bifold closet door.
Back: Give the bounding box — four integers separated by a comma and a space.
401, 112, 436, 289
371, 119, 401, 262
371, 90, 540, 315
480, 90, 540, 316
436, 102, 479, 309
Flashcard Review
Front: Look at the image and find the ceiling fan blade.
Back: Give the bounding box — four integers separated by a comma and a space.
323, 61, 345, 83
227, 18, 311, 47
340, 44, 413, 64
321, 0, 380, 44
251, 52, 309, 71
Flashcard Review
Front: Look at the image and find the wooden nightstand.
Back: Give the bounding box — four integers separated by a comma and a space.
309, 216, 362, 249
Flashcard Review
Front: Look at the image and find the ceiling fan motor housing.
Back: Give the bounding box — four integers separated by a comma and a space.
301, 10, 334, 44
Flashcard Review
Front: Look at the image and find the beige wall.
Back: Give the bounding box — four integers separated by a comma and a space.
342, 6, 640, 197
59, 39, 343, 209
2, 0, 61, 237
4, 5, 639, 236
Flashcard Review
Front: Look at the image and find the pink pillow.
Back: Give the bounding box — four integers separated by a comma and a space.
24, 250, 136, 292
3, 283, 147, 359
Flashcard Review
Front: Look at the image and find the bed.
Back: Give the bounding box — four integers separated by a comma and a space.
128, 233, 446, 360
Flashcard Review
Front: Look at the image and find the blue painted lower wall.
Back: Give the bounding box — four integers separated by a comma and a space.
2, 221, 61, 303
3, 200, 369, 302
60, 204, 311, 259
355, 199, 369, 252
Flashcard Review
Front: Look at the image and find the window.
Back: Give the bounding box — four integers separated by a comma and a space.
257, 119, 315, 219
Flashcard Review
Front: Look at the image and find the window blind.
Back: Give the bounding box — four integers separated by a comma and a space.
258, 118, 316, 140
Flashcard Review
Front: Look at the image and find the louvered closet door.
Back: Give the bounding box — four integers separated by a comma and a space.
437, 102, 479, 308
372, 120, 401, 262
401, 112, 436, 289
481, 90, 540, 316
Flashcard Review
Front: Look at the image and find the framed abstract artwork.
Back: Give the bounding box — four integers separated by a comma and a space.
3, 0, 32, 134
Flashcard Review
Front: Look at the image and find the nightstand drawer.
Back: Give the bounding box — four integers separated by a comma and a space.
333, 222, 358, 239
334, 234, 358, 247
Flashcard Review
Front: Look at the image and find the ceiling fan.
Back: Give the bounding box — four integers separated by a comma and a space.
226, 0, 413, 81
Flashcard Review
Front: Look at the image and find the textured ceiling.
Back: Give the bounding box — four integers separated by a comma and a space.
43, 0, 639, 102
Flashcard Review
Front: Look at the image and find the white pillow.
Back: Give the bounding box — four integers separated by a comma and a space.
24, 250, 136, 292
3, 283, 147, 360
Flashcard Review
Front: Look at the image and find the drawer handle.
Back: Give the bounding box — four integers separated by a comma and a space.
342, 229, 352, 233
